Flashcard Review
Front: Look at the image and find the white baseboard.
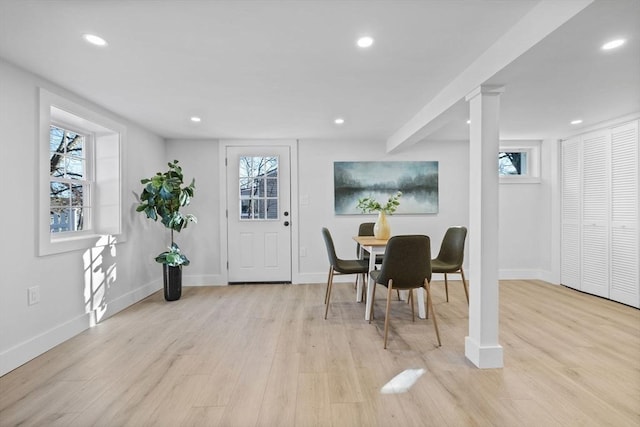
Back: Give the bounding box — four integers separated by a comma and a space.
183, 274, 226, 286
294, 272, 350, 285
537, 270, 559, 285
101, 278, 162, 320
0, 279, 161, 377
0, 313, 89, 377
498, 269, 543, 280
294, 270, 559, 286
464, 337, 504, 369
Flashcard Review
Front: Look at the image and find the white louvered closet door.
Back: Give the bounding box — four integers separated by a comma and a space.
581, 130, 610, 298
561, 137, 582, 289
610, 121, 639, 307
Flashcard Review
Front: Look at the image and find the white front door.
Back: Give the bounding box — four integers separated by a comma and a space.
226, 145, 292, 283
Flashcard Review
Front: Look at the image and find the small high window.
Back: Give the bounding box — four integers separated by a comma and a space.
499, 151, 528, 176
499, 141, 541, 184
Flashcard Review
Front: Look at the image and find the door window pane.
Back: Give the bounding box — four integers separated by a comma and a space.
266, 199, 278, 219
238, 156, 279, 220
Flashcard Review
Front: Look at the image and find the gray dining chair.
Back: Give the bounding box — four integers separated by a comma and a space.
322, 227, 369, 319
356, 222, 384, 264
355, 222, 386, 296
431, 226, 468, 303
369, 235, 441, 349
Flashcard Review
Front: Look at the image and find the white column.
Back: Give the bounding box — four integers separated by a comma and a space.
464, 85, 504, 369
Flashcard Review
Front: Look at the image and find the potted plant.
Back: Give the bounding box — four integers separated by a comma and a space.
356, 190, 402, 239
136, 160, 196, 301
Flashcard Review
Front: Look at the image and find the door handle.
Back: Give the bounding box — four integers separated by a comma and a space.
284, 221, 290, 226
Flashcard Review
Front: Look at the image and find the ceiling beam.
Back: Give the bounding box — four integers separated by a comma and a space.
386, 0, 593, 153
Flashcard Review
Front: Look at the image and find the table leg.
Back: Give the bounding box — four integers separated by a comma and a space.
356, 247, 365, 302
417, 288, 426, 319
364, 248, 377, 320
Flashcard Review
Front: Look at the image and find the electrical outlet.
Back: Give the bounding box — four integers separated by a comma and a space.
300, 247, 307, 257
27, 286, 40, 306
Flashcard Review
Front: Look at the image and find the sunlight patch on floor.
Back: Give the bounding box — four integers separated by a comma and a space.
380, 368, 426, 394
83, 234, 117, 326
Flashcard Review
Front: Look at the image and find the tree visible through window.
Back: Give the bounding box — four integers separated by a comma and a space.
49, 125, 91, 233
238, 156, 279, 220
499, 151, 528, 176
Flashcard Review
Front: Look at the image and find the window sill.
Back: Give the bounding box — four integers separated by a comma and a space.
40, 232, 122, 256
499, 177, 541, 184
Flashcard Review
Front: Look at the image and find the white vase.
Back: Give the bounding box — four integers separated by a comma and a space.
373, 211, 391, 239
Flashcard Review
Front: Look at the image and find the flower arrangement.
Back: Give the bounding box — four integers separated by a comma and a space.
356, 191, 402, 214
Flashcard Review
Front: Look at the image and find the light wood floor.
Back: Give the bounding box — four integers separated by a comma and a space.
1, 280, 639, 427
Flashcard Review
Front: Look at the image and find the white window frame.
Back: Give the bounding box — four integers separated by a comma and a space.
499, 140, 541, 184
39, 88, 126, 256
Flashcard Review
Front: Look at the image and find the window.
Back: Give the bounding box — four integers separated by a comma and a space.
238, 156, 279, 220
39, 88, 125, 255
49, 124, 92, 233
499, 141, 541, 183
499, 151, 527, 176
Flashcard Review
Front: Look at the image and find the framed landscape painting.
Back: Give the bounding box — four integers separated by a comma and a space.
334, 161, 439, 215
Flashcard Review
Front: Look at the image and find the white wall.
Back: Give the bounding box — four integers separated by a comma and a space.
499, 183, 544, 278
0, 59, 166, 376
163, 136, 555, 286
297, 137, 555, 284
166, 139, 223, 285
296, 138, 471, 283
497, 138, 557, 281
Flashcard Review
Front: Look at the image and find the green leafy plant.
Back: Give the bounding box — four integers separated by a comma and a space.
356, 190, 402, 214
155, 242, 190, 267
136, 160, 197, 265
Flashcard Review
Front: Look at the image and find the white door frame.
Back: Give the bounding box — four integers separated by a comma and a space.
219, 139, 300, 284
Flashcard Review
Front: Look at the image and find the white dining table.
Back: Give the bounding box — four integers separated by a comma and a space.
353, 235, 426, 321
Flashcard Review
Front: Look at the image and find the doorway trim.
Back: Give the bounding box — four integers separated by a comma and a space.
219, 139, 300, 285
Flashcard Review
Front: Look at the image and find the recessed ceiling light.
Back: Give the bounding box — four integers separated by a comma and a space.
570, 119, 583, 125
466, 119, 471, 125
601, 38, 625, 50
334, 118, 345, 125
83, 33, 108, 47
356, 36, 374, 48
190, 116, 202, 123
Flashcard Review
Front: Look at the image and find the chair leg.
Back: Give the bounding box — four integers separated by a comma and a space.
424, 279, 441, 347
360, 273, 367, 303
324, 266, 332, 304
444, 273, 449, 302
324, 269, 335, 319
410, 289, 415, 322
383, 280, 394, 349
460, 267, 469, 304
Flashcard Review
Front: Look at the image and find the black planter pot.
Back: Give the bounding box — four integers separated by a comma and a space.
163, 265, 182, 301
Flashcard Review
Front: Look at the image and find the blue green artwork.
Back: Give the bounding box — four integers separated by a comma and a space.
334, 161, 438, 215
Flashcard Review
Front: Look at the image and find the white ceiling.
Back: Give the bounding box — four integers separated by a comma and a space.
0, 0, 638, 144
